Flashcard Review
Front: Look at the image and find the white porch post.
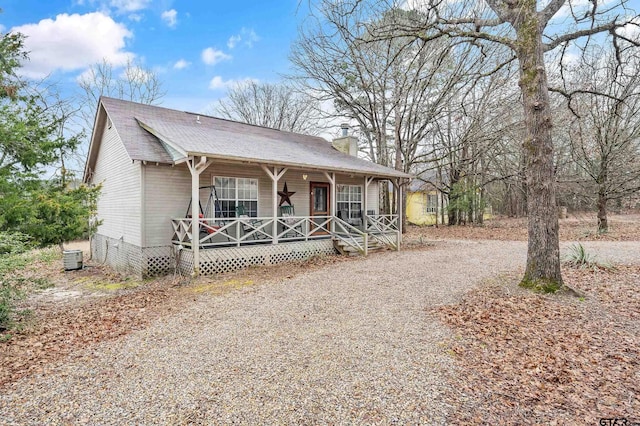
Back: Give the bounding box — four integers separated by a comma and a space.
187, 156, 212, 276
395, 178, 403, 251
261, 165, 287, 244
364, 176, 368, 214
364, 176, 374, 214
323, 172, 336, 233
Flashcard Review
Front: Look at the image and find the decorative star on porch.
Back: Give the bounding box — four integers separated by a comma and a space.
278, 182, 296, 206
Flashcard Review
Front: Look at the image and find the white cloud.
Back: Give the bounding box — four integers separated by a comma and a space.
75, 67, 97, 84
227, 27, 260, 49
121, 65, 152, 84
208, 76, 228, 90
552, 0, 618, 20
11, 12, 133, 79
209, 76, 257, 90
618, 17, 640, 40
161, 9, 177, 28
173, 59, 190, 70
0, 24, 5, 33
227, 35, 241, 49
201, 47, 231, 65
128, 13, 143, 22
109, 0, 151, 13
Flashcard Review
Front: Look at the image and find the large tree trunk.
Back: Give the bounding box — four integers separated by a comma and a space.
394, 112, 407, 234
448, 169, 460, 225
596, 164, 609, 233
516, 12, 563, 290
477, 187, 484, 225
597, 187, 608, 233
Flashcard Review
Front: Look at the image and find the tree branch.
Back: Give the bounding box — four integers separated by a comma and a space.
539, 0, 568, 27
484, 0, 515, 24
433, 27, 516, 50
544, 18, 635, 51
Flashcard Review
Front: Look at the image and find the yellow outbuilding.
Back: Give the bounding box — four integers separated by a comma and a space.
406, 179, 446, 225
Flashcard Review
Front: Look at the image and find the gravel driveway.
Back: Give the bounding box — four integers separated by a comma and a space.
1, 240, 637, 424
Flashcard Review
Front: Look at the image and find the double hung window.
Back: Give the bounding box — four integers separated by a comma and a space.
425, 194, 437, 213
337, 184, 362, 223
214, 177, 258, 218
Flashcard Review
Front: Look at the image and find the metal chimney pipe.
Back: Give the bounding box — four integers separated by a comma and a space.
340, 123, 349, 137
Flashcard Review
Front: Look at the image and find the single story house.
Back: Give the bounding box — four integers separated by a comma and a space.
83, 97, 411, 276
406, 177, 447, 226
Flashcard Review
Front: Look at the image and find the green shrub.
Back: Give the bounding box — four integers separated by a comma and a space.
0, 231, 32, 255
0, 283, 22, 332
563, 243, 612, 270
0, 247, 55, 334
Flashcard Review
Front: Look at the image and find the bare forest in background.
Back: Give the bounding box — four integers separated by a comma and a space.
289, 1, 640, 232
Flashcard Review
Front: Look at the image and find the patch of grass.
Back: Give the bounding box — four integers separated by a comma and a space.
33, 277, 54, 290
563, 243, 612, 270
37, 247, 60, 264
0, 279, 26, 336
191, 278, 255, 294
0, 251, 32, 277
84, 279, 143, 292
1, 252, 32, 334
0, 232, 33, 255
0, 246, 61, 335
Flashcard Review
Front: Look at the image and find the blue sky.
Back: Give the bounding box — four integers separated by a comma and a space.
1, 0, 307, 113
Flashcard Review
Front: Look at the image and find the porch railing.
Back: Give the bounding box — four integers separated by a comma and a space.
171, 213, 399, 253
333, 216, 368, 256
364, 214, 400, 250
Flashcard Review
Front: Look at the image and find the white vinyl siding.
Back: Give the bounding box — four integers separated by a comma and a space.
142, 164, 191, 247
91, 120, 142, 246
366, 181, 379, 214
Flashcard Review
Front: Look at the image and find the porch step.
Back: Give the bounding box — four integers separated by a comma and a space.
332, 236, 388, 256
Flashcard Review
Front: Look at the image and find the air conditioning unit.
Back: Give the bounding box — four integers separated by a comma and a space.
63, 250, 83, 271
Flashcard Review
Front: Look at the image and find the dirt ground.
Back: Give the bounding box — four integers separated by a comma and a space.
1, 212, 639, 423
0, 248, 352, 388
404, 212, 640, 244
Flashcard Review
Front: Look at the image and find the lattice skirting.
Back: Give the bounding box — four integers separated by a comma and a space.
92, 235, 337, 277
142, 246, 175, 276
177, 239, 338, 276
91, 235, 176, 277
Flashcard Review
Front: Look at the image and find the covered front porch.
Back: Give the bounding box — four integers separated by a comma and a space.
171, 156, 404, 276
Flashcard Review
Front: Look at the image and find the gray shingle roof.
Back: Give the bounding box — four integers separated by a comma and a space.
101, 97, 174, 163
96, 97, 411, 179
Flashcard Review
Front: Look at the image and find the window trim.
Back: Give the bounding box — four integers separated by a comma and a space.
424, 193, 437, 214
336, 184, 363, 222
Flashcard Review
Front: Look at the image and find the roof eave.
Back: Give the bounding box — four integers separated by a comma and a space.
83, 100, 107, 183
184, 151, 412, 179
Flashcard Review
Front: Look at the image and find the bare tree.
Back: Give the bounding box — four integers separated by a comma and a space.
212, 81, 320, 134
428, 68, 523, 224
291, 5, 484, 219
78, 58, 164, 128
562, 47, 640, 232
342, 0, 640, 290
76, 58, 164, 172
34, 81, 85, 180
